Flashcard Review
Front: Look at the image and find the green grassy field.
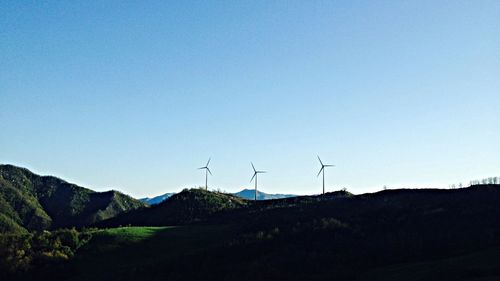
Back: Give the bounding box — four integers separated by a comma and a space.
70, 225, 236, 281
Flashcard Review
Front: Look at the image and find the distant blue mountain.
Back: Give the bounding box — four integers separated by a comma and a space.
233, 189, 297, 200
140, 189, 297, 205
140, 193, 175, 205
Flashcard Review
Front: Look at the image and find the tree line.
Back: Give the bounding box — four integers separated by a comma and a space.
449, 176, 500, 189
0, 228, 93, 280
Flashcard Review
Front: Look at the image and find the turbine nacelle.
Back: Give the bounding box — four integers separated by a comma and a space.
250, 162, 266, 182
198, 166, 212, 175
317, 156, 334, 177
198, 157, 213, 175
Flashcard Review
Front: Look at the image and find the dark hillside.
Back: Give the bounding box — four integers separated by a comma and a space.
83, 185, 500, 281
185, 184, 500, 281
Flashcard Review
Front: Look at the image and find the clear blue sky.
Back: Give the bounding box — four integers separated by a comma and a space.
1, 1, 499, 198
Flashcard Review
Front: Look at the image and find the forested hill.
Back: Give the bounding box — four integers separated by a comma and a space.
0, 164, 146, 233
98, 188, 248, 227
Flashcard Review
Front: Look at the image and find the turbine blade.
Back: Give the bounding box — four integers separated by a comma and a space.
206, 158, 211, 167
324, 165, 335, 167
317, 155, 323, 166
251, 162, 256, 173
198, 167, 206, 170
250, 172, 256, 182
207, 167, 213, 175
257, 171, 266, 173
317, 167, 324, 177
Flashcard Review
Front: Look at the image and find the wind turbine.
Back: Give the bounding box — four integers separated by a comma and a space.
250, 162, 266, 201
198, 158, 212, 190
317, 156, 334, 195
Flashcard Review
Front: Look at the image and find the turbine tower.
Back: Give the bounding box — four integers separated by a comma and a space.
250, 162, 266, 201
317, 156, 334, 195
198, 158, 212, 190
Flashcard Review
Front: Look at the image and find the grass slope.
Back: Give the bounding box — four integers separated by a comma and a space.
70, 225, 235, 281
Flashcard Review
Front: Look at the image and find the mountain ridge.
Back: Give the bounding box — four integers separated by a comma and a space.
0, 164, 147, 232
98, 188, 247, 227
140, 189, 298, 205
140, 193, 175, 205
233, 188, 297, 200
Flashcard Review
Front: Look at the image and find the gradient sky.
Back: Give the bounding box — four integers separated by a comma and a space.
1, 1, 499, 198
